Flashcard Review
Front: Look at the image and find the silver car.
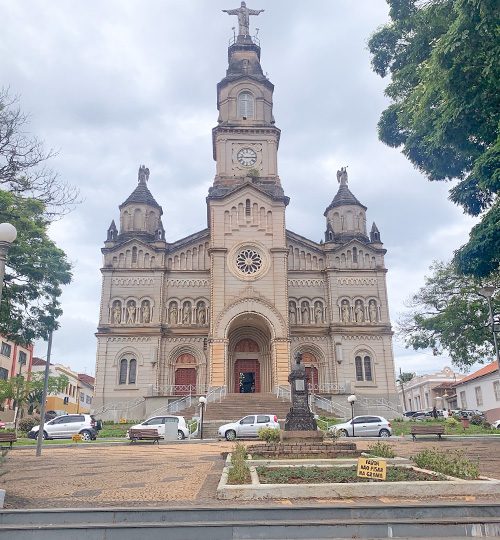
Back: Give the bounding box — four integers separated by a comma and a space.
328, 415, 392, 438
28, 414, 100, 441
127, 415, 189, 440
218, 414, 279, 440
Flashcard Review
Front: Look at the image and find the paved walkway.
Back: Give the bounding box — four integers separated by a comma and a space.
1, 438, 499, 508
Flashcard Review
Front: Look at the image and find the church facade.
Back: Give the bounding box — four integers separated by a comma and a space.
93, 11, 398, 419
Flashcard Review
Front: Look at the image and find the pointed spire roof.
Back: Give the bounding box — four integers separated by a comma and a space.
119, 165, 162, 211
324, 183, 366, 216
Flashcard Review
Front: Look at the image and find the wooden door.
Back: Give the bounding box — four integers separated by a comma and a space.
233, 359, 261, 393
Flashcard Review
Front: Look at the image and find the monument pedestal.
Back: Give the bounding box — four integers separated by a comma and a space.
281, 430, 324, 443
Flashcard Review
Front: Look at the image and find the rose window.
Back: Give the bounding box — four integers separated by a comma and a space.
236, 249, 262, 275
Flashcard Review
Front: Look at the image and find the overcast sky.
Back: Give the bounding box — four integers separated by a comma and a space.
1, 0, 477, 377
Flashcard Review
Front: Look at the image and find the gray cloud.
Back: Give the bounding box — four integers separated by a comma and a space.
0, 0, 474, 375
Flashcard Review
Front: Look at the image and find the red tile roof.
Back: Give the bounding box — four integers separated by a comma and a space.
32, 357, 52, 366
454, 361, 498, 385
78, 373, 95, 386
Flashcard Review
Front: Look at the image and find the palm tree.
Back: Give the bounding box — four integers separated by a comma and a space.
396, 369, 415, 412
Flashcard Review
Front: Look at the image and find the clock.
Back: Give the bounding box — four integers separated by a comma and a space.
236, 147, 257, 167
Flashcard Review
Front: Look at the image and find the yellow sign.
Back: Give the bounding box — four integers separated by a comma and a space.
357, 457, 387, 480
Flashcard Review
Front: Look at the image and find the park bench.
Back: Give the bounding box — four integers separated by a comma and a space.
411, 424, 445, 441
0, 431, 17, 448
128, 428, 161, 444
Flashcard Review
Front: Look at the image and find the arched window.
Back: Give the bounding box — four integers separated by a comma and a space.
119, 359, 128, 385
355, 354, 373, 382
238, 91, 254, 119
119, 358, 137, 385
132, 246, 138, 263
129, 359, 137, 384
245, 199, 251, 216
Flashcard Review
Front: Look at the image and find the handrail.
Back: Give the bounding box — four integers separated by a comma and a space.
275, 385, 291, 401
91, 397, 146, 417
152, 385, 206, 397
310, 394, 349, 418
205, 386, 227, 408
148, 394, 193, 418
308, 383, 346, 394
356, 396, 401, 413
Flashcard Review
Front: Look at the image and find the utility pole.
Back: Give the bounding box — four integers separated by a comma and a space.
36, 330, 53, 457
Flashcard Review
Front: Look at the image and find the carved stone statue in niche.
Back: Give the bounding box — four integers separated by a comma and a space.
288, 301, 297, 325
354, 300, 364, 323
182, 302, 192, 324
142, 300, 151, 323
369, 300, 378, 323
197, 302, 206, 325
301, 301, 310, 324
341, 300, 350, 323
314, 302, 323, 324
112, 302, 121, 324
168, 302, 178, 325
126, 301, 136, 324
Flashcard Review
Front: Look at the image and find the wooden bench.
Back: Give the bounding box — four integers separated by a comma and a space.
411, 424, 445, 441
0, 432, 17, 448
128, 428, 161, 444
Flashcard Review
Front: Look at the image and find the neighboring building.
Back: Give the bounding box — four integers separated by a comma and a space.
398, 366, 464, 412
453, 361, 500, 422
32, 358, 95, 414
0, 336, 33, 421
93, 12, 398, 420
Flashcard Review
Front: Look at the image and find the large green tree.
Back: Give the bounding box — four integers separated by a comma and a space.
0, 191, 72, 343
398, 261, 500, 369
1, 90, 74, 343
368, 0, 500, 277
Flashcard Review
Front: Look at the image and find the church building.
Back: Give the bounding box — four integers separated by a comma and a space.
93, 5, 398, 420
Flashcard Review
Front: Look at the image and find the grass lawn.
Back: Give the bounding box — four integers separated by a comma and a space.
391, 420, 500, 437
256, 465, 446, 484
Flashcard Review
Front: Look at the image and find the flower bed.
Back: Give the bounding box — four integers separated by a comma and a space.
256, 465, 446, 484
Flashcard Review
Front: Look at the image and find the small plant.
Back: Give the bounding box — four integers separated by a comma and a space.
391, 417, 404, 423
258, 427, 281, 443
325, 428, 339, 441
367, 441, 395, 458
227, 442, 251, 484
445, 416, 460, 427
470, 414, 484, 426
412, 448, 480, 479
18, 415, 40, 433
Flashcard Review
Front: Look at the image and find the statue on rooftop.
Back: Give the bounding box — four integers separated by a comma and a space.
138, 164, 150, 184
336, 166, 348, 185
223, 2, 264, 37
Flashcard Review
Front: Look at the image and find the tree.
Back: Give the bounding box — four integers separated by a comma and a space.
396, 369, 415, 411
398, 260, 500, 369
0, 372, 69, 430
368, 0, 500, 277
0, 89, 79, 218
0, 190, 72, 344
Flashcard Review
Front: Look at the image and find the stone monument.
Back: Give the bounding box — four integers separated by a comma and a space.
283, 352, 322, 441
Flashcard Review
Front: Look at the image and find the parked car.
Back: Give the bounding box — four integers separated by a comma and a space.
402, 411, 418, 418
127, 415, 189, 440
218, 414, 279, 441
28, 414, 101, 441
453, 409, 485, 420
328, 415, 392, 438
491, 419, 500, 429
44, 410, 58, 421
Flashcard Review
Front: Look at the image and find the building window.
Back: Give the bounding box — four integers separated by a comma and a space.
86, 395, 92, 404
460, 390, 467, 409
355, 355, 373, 382
425, 392, 429, 408
0, 367, 8, 380
119, 358, 137, 385
475, 386, 483, 407
0, 342, 11, 357
132, 246, 138, 263
245, 199, 251, 216
18, 351, 27, 367
80, 393, 85, 402
494, 381, 500, 401
238, 91, 254, 119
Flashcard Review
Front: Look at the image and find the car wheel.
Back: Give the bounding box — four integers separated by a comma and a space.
379, 429, 390, 438
338, 429, 349, 437
177, 430, 185, 440
80, 430, 92, 441
225, 430, 236, 441
42, 431, 49, 440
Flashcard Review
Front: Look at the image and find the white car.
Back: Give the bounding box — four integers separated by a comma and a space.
491, 419, 500, 429
328, 415, 392, 438
28, 414, 100, 441
127, 415, 189, 440
218, 414, 279, 441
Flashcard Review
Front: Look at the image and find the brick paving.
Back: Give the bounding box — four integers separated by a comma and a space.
0, 437, 499, 509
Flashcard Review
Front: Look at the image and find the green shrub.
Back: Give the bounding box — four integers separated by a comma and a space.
258, 427, 281, 443
227, 442, 250, 484
445, 416, 460, 427
18, 415, 40, 433
470, 414, 484, 426
412, 448, 480, 479
367, 441, 395, 458
391, 417, 404, 423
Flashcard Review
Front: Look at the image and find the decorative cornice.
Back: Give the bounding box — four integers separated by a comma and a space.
165, 337, 206, 343
291, 336, 328, 342
106, 337, 153, 343
288, 279, 325, 288
341, 335, 383, 341
112, 277, 155, 287
166, 279, 209, 288
336, 277, 377, 286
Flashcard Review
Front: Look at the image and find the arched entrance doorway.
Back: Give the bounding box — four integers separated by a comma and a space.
302, 352, 319, 392
174, 353, 197, 395
233, 339, 261, 393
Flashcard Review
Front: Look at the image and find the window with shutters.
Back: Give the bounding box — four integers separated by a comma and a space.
238, 91, 254, 119
0, 342, 11, 357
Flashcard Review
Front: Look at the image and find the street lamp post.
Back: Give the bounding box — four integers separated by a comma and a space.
0, 223, 17, 302
198, 396, 207, 440
348, 394, 357, 437
478, 286, 499, 364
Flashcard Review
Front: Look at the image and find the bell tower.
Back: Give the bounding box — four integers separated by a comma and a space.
212, 4, 281, 193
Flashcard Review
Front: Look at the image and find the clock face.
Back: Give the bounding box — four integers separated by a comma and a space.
237, 147, 257, 167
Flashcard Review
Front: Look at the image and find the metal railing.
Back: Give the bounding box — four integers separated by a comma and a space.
356, 396, 401, 413
91, 397, 146, 418
151, 385, 207, 397
228, 35, 260, 47
205, 386, 227, 408
275, 385, 291, 401
308, 383, 346, 394
309, 394, 349, 418
149, 394, 194, 418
